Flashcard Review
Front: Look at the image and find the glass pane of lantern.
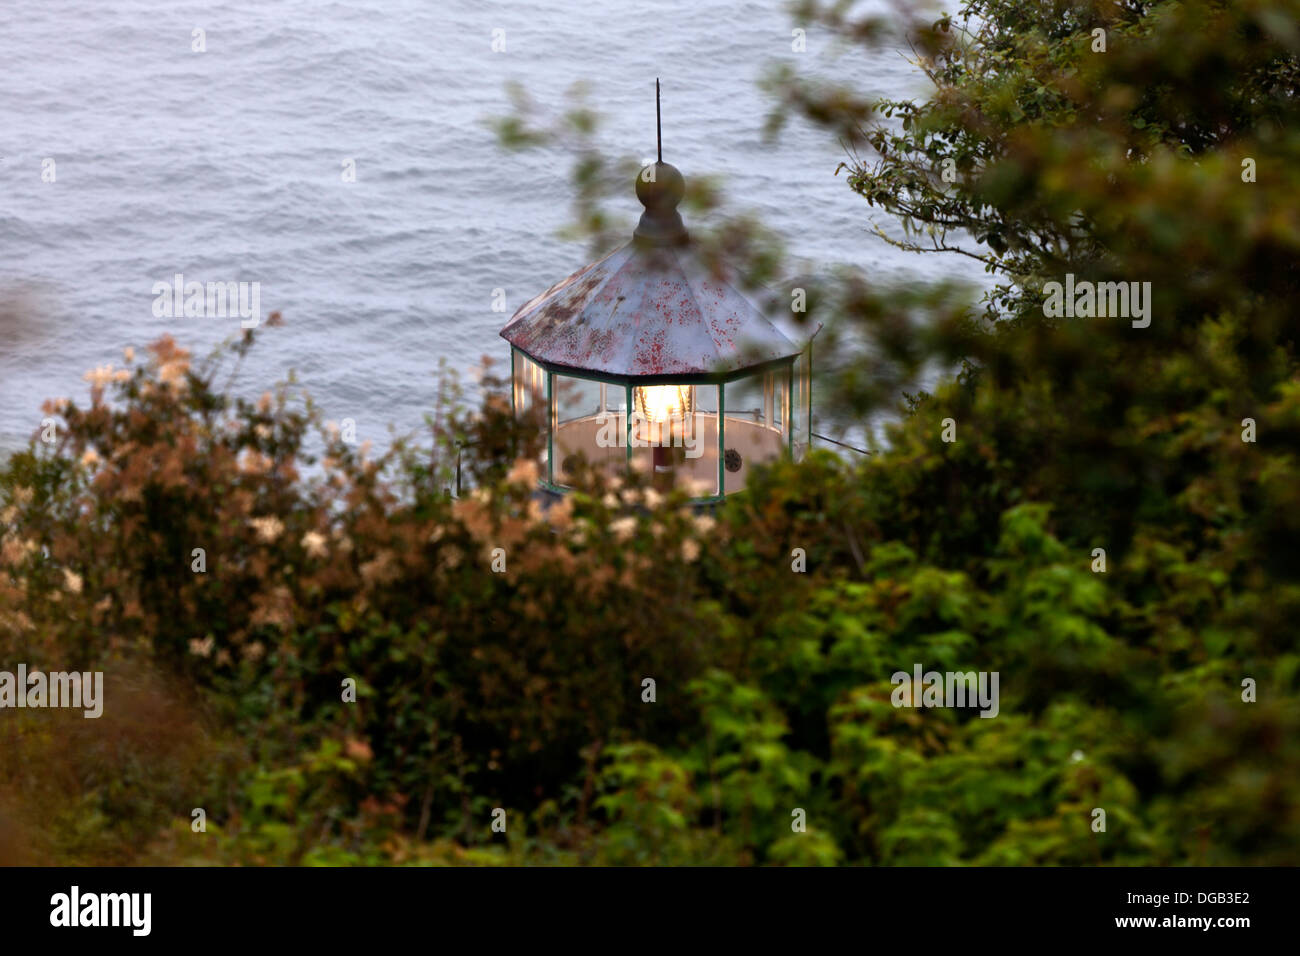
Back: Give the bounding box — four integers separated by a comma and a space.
792, 349, 810, 460
512, 349, 546, 414
602, 385, 629, 479
604, 381, 624, 414
774, 370, 789, 451
630, 383, 718, 497
772, 370, 785, 428
512, 350, 548, 477
553, 374, 615, 487
691, 384, 719, 497
723, 369, 786, 493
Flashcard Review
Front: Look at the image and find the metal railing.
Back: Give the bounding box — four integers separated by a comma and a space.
812, 431, 872, 455
453, 430, 869, 498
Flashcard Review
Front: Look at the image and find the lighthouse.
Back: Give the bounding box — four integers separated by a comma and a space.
501, 84, 812, 501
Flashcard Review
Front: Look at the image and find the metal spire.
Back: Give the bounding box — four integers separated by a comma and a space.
656, 78, 662, 164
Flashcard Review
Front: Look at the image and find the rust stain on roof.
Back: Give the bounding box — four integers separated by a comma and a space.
501, 240, 801, 377
502, 159, 806, 377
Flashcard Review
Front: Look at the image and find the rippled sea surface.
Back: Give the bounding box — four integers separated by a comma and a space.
0, 0, 986, 453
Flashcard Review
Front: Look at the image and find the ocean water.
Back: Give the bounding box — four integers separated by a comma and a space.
0, 0, 986, 455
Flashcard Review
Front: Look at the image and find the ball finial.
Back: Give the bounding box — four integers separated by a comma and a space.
634, 162, 687, 243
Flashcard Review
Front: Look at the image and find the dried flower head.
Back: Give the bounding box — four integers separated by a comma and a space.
301, 530, 328, 559
507, 458, 540, 485
250, 516, 284, 543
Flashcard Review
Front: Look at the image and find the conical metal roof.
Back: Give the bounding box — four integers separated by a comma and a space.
501, 160, 801, 378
